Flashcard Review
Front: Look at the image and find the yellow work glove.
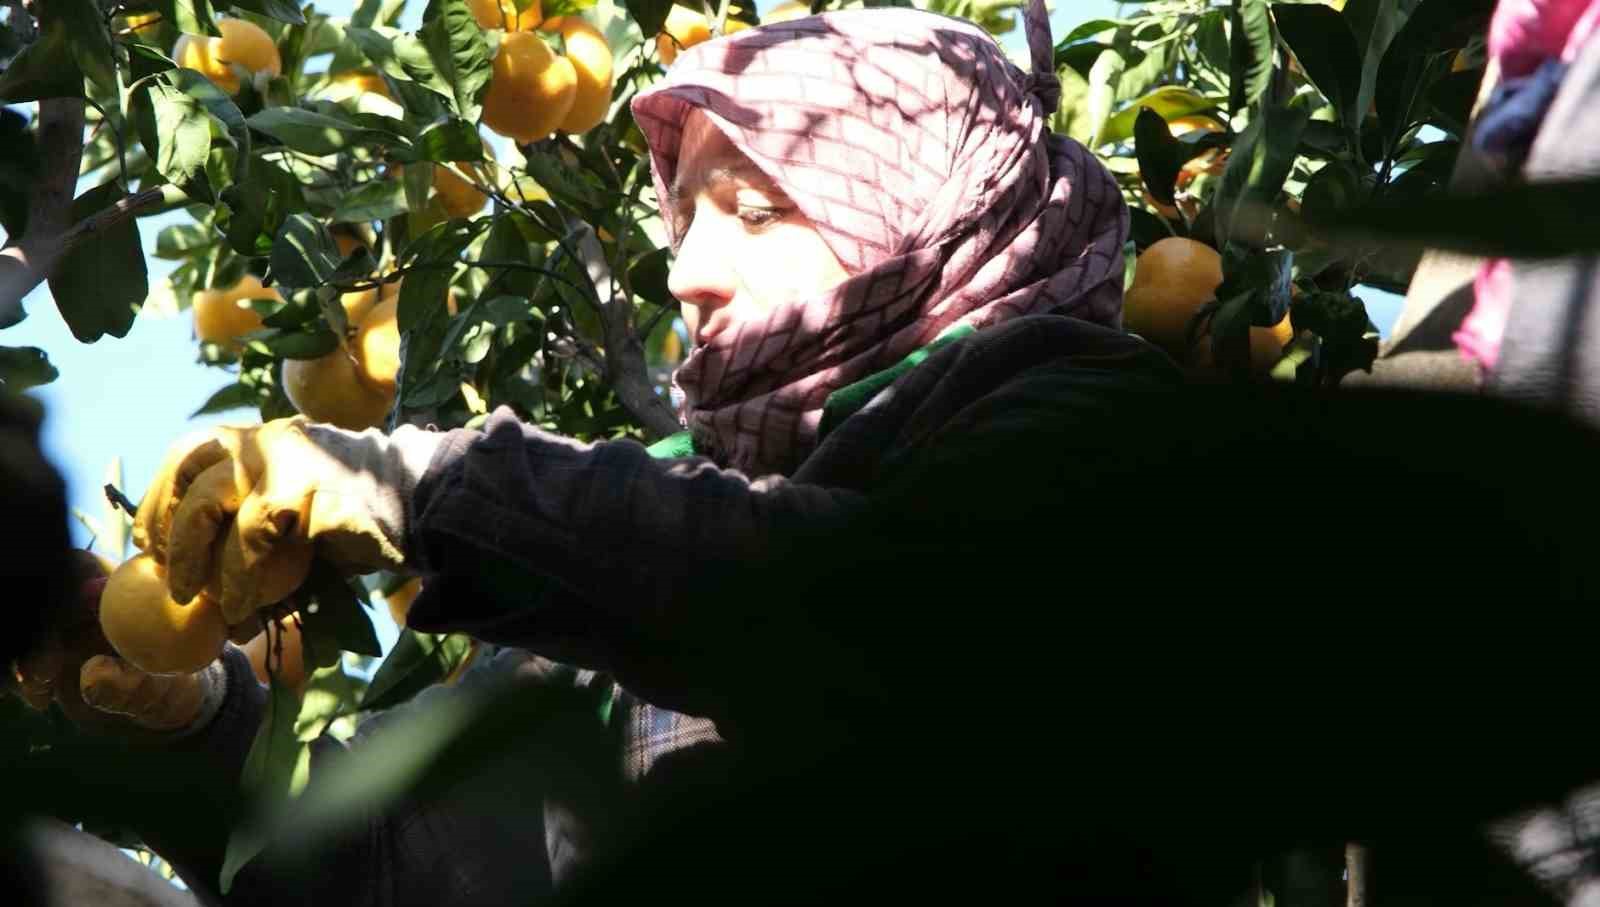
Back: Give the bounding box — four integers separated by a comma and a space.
78, 654, 219, 732
137, 416, 441, 625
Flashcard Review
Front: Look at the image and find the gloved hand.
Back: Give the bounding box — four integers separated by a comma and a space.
136, 416, 441, 624
11, 574, 226, 735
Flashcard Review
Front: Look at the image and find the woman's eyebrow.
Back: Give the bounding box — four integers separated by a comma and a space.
669, 159, 773, 203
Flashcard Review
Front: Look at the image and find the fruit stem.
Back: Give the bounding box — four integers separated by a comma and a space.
103, 483, 138, 516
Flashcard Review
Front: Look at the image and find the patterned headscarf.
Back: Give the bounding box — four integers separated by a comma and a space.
631, 0, 1128, 476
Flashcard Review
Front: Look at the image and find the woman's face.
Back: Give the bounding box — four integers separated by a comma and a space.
666, 109, 852, 347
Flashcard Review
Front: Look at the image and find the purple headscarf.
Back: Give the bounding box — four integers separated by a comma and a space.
632, 0, 1128, 475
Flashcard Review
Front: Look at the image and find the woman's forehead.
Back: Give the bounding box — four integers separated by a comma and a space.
671, 110, 778, 199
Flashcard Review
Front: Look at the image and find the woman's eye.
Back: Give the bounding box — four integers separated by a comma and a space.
738, 207, 785, 229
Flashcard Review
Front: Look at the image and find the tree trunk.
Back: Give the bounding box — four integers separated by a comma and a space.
14, 817, 198, 907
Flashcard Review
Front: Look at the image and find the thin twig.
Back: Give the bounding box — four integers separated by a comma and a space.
83, 97, 129, 191
103, 483, 138, 516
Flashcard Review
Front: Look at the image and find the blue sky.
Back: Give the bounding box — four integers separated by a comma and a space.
4, 0, 1401, 654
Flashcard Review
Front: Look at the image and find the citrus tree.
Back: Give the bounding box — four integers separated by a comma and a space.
1058, 0, 1493, 383
0, 0, 1502, 898
0, 0, 1028, 894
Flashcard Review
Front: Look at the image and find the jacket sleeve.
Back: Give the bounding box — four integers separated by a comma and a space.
400, 411, 866, 719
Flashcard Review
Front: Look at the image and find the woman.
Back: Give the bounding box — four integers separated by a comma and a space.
16, 0, 1184, 902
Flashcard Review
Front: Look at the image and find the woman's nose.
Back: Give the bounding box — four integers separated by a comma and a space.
667, 212, 736, 333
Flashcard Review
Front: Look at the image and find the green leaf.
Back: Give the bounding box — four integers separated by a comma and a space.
1098, 86, 1221, 149
220, 681, 311, 894
332, 180, 410, 223
0, 19, 82, 101
1291, 289, 1379, 382
1203, 247, 1294, 378
521, 149, 609, 213
295, 661, 368, 741
1084, 47, 1125, 147
627, 246, 673, 308
48, 182, 148, 343
413, 117, 485, 163
157, 0, 220, 35
220, 183, 280, 257
1274, 3, 1365, 130
55, 0, 118, 98
0, 346, 58, 391
1133, 109, 1184, 206
1354, 0, 1402, 149
171, 67, 250, 134
482, 211, 540, 297
1212, 102, 1309, 248
299, 560, 382, 657
1299, 159, 1365, 227
402, 159, 435, 215
192, 381, 265, 416
360, 630, 475, 711
247, 107, 399, 156
1228, 0, 1273, 115
229, 0, 308, 25
418, 0, 494, 123
625, 0, 676, 40
0, 110, 37, 238
131, 79, 217, 203
270, 214, 341, 289
244, 326, 340, 359
1057, 19, 1119, 48
156, 223, 213, 259
442, 295, 537, 364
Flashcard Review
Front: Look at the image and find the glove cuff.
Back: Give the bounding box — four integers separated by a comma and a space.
168, 655, 230, 739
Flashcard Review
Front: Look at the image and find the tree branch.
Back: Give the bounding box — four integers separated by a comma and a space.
572, 225, 681, 440
0, 97, 168, 327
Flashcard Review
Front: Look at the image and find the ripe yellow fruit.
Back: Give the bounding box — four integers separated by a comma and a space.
319, 70, 389, 103
100, 555, 228, 675
434, 149, 495, 219
764, 0, 811, 23
543, 17, 614, 135
171, 18, 282, 96
353, 295, 401, 397
483, 31, 578, 145
242, 615, 308, 697
386, 577, 422, 626
1122, 238, 1292, 372
283, 348, 394, 431
656, 4, 712, 65
282, 280, 456, 429
467, 0, 542, 31
193, 274, 279, 350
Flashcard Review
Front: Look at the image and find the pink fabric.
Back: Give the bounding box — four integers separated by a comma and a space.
1461, 1, 1600, 370
1489, 0, 1600, 77
1457, 258, 1514, 369
630, 0, 1127, 476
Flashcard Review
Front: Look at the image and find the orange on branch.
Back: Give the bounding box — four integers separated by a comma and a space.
467, 0, 542, 31
1123, 237, 1290, 373
193, 274, 278, 350
171, 18, 281, 96
543, 17, 614, 135
99, 555, 227, 675
482, 31, 577, 145
763, 0, 812, 23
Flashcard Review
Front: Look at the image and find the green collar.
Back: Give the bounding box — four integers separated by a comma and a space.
646, 322, 977, 459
